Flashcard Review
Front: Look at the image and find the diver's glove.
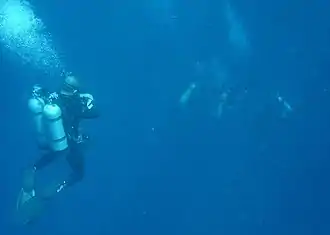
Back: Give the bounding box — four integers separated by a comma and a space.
80, 93, 94, 110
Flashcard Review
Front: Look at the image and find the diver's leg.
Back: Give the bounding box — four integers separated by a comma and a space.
38, 145, 85, 199
16, 149, 67, 222
17, 150, 57, 211
21, 151, 53, 192
65, 145, 85, 187
22, 150, 65, 193
49, 145, 85, 195
33, 150, 60, 171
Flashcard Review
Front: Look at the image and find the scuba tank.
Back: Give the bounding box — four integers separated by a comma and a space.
28, 94, 46, 148
43, 103, 68, 151
28, 85, 68, 152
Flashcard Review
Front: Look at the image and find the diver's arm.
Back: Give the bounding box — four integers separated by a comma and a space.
79, 93, 100, 119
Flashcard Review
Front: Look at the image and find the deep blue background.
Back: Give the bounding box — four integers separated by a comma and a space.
1, 0, 330, 234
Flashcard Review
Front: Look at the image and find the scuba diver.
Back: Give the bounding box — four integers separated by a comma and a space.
16, 75, 99, 224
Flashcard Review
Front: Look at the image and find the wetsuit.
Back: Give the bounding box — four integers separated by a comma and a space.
33, 92, 99, 191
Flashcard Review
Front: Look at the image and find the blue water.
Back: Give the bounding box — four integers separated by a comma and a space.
1, 0, 330, 234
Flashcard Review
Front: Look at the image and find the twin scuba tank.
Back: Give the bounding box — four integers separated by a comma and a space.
28, 86, 68, 152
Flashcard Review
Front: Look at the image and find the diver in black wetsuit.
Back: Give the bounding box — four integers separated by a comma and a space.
17, 75, 99, 211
